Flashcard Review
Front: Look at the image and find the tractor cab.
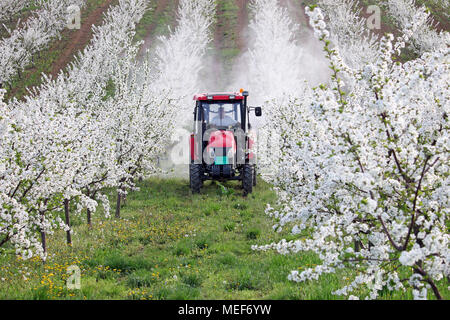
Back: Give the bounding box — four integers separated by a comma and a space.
189, 90, 262, 195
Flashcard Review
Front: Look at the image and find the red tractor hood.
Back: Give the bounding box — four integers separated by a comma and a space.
208, 130, 236, 150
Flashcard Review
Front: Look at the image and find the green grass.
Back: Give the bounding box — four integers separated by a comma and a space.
134, 0, 179, 45
211, 0, 242, 85
0, 178, 340, 300
1, 177, 447, 300
1, 0, 449, 299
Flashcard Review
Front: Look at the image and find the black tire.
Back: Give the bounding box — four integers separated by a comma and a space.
242, 164, 253, 196
190, 164, 203, 193
252, 165, 257, 186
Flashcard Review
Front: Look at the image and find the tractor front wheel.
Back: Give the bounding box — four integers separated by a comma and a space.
242, 164, 253, 196
190, 164, 203, 193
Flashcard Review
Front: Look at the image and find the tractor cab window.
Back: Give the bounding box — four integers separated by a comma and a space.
202, 102, 241, 129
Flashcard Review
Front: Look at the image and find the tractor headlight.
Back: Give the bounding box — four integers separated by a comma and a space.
209, 148, 215, 159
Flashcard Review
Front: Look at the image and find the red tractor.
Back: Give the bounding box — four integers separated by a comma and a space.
189, 90, 262, 195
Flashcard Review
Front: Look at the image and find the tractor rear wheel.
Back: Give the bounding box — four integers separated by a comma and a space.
252, 165, 257, 186
242, 164, 253, 196
190, 164, 203, 193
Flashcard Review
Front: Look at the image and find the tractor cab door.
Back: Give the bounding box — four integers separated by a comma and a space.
191, 102, 205, 164
194, 101, 209, 139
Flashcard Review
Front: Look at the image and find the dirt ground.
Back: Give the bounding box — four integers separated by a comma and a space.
50, 0, 115, 78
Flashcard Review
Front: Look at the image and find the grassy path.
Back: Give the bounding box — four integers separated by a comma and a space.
211, 0, 244, 89
1, 178, 448, 299
135, 0, 181, 59
0, 178, 343, 300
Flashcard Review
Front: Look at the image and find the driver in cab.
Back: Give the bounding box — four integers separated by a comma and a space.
210, 106, 237, 127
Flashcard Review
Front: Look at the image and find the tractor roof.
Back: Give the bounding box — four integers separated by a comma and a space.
193, 91, 247, 101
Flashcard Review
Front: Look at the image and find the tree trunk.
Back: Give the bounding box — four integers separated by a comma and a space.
40, 230, 46, 255
427, 278, 442, 300
115, 190, 121, 218
414, 266, 442, 300
40, 211, 47, 255
87, 208, 92, 228
86, 190, 93, 228
354, 240, 360, 252
64, 199, 72, 245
